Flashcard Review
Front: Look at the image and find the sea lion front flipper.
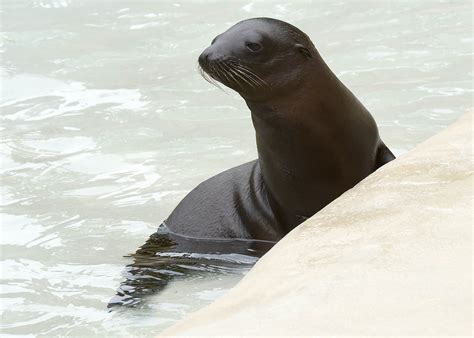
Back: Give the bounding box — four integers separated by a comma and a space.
374, 141, 396, 170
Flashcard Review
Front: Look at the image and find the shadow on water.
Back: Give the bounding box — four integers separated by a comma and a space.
108, 224, 275, 309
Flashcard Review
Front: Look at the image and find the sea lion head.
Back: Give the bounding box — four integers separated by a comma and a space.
198, 18, 316, 102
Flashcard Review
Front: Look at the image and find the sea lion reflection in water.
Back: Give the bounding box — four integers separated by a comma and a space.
109, 18, 395, 308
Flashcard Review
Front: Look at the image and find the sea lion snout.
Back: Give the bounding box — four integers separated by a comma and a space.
198, 46, 228, 69
198, 48, 211, 67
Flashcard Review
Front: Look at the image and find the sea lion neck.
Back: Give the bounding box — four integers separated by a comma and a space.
244, 61, 373, 232
245, 59, 337, 125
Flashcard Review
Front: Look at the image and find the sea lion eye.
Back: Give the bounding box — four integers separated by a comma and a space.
246, 42, 263, 53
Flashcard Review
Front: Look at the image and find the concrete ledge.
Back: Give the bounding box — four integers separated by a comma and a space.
162, 111, 473, 337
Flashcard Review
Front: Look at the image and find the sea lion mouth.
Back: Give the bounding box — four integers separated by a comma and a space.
198, 58, 269, 93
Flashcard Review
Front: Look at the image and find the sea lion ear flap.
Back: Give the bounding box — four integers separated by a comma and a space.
295, 43, 312, 58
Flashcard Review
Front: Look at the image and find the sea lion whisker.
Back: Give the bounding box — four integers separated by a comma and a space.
231, 66, 263, 88
198, 64, 213, 84
227, 63, 261, 85
239, 67, 269, 88
218, 62, 246, 90
210, 63, 234, 94
220, 63, 245, 88
232, 69, 257, 89
226, 64, 259, 89
211, 63, 223, 80
222, 62, 257, 89
201, 64, 227, 92
214, 63, 232, 84
209, 64, 221, 81
198, 64, 220, 88
228, 61, 269, 88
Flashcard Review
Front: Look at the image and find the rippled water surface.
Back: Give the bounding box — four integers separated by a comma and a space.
1, 0, 472, 336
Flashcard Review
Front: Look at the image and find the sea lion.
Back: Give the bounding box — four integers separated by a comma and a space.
164, 17, 395, 241
109, 17, 396, 308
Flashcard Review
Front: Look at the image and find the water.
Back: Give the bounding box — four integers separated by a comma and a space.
1, 0, 472, 336
107, 225, 274, 310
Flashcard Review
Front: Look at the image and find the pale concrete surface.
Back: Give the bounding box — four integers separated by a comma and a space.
161, 111, 473, 337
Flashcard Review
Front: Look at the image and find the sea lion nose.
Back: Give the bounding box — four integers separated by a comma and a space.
198, 48, 212, 67
199, 46, 225, 68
